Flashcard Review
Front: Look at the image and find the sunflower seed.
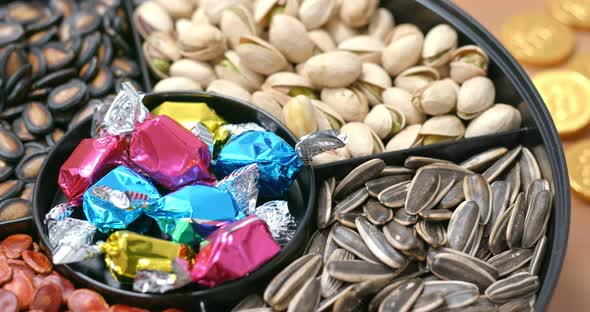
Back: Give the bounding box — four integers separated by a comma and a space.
288, 278, 321, 312
304, 230, 328, 256
525, 179, 550, 207
529, 236, 547, 275
482, 145, 522, 182
334, 159, 386, 199
405, 169, 441, 215
366, 175, 413, 197
505, 162, 521, 204
442, 297, 497, 312
429, 252, 496, 290
327, 177, 336, 193
369, 278, 416, 312
431, 248, 499, 279
497, 297, 533, 312
332, 286, 364, 312
522, 190, 552, 249
231, 294, 265, 312
336, 212, 363, 229
463, 175, 492, 224
487, 249, 533, 277
486, 181, 510, 238
324, 228, 338, 264
317, 180, 333, 229
422, 280, 479, 297
381, 166, 415, 176
466, 225, 484, 257
415, 220, 447, 248
447, 201, 480, 252
439, 180, 464, 209
327, 260, 397, 283
444, 288, 479, 309
507, 193, 526, 249
331, 188, 369, 221
460, 147, 509, 171
321, 248, 354, 298
332, 225, 380, 264
485, 272, 539, 303
410, 292, 444, 312
383, 220, 420, 251
489, 203, 513, 255
418, 209, 453, 222
356, 216, 408, 269
378, 278, 424, 312
519, 148, 541, 194
394, 208, 419, 226
364, 200, 393, 225
378, 180, 411, 208
405, 156, 454, 169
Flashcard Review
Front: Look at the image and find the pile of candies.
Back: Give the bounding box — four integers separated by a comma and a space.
43, 82, 345, 293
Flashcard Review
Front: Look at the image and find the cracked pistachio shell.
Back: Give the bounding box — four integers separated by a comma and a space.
308, 29, 337, 53
457, 76, 495, 120
143, 32, 181, 79
251, 91, 285, 122
177, 23, 227, 61
383, 87, 426, 125
325, 17, 359, 44
236, 35, 289, 75
283, 95, 319, 138
321, 87, 369, 122
192, 8, 211, 25
220, 4, 257, 49
422, 24, 458, 67
200, 0, 251, 24
154, 76, 202, 92
450, 45, 489, 84
419, 114, 465, 145
206, 79, 252, 102
304, 51, 362, 88
382, 24, 424, 76
312, 99, 345, 129
298, 0, 336, 30
338, 35, 385, 64
215, 50, 263, 91
356, 63, 392, 106
261, 72, 316, 105
312, 146, 350, 165
394, 65, 440, 94
412, 79, 459, 116
339, 0, 378, 28
254, 0, 299, 28
364, 104, 406, 139
270, 15, 315, 63
465, 104, 522, 138
154, 0, 194, 19
385, 124, 422, 152
133, 1, 174, 39
170, 59, 216, 88
368, 8, 395, 41
341, 122, 384, 157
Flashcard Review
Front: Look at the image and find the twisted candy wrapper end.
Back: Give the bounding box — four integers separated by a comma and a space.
216, 163, 259, 217
133, 260, 192, 294
252, 201, 297, 247
295, 130, 347, 165
47, 217, 100, 265
96, 81, 148, 137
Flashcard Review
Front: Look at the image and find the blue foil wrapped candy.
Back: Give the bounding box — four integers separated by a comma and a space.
83, 165, 161, 232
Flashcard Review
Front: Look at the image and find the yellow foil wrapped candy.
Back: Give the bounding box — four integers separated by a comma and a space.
100, 231, 194, 280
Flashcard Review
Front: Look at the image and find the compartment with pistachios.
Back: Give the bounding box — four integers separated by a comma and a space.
132, 0, 523, 166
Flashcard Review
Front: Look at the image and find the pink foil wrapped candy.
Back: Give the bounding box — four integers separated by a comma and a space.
129, 115, 213, 190
189, 216, 280, 287
58, 135, 129, 205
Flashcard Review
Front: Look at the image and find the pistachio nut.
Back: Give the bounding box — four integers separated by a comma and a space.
364, 104, 406, 140
419, 114, 465, 145
304, 51, 362, 88
262, 71, 316, 105
175, 19, 193, 33
385, 124, 422, 152
254, 0, 299, 28
200, 0, 251, 24
308, 29, 337, 53
382, 24, 424, 76
177, 23, 227, 61
355, 63, 392, 106
340, 122, 384, 158
170, 59, 216, 88
192, 8, 211, 25
251, 91, 285, 122
325, 17, 359, 44
465, 104, 522, 138
270, 14, 315, 63
383, 87, 426, 125
206, 79, 252, 102
450, 45, 489, 84
321, 87, 369, 122
220, 4, 257, 49
457, 76, 495, 120
143, 32, 181, 79
236, 35, 289, 75
422, 24, 458, 67
215, 50, 264, 91
298, 0, 336, 30
312, 147, 351, 165
133, 1, 174, 39
412, 79, 459, 116
312, 99, 345, 129
283, 95, 319, 138
338, 35, 385, 64
154, 0, 194, 19
394, 65, 440, 94
153, 76, 202, 92
339, 0, 378, 28
368, 8, 395, 41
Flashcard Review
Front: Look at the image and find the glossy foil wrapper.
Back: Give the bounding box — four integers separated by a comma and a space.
99, 231, 194, 280
83, 166, 161, 232
47, 217, 100, 265
216, 163, 259, 217
187, 216, 280, 287
129, 115, 213, 190
214, 131, 304, 197
157, 218, 230, 247
97, 81, 148, 137
58, 135, 129, 204
252, 201, 297, 246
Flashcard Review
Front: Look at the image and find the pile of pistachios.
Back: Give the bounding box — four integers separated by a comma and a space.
133, 0, 522, 164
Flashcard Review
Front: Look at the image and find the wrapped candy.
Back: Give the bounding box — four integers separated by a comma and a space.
252, 201, 297, 246
216, 163, 259, 217
83, 166, 161, 232
157, 218, 230, 247
129, 115, 213, 190
184, 216, 280, 287
58, 135, 129, 204
95, 81, 148, 137
47, 217, 100, 265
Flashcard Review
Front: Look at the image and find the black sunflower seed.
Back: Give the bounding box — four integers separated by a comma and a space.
32, 67, 78, 89
0, 158, 13, 182
0, 179, 24, 202
27, 26, 57, 46
12, 118, 36, 142
0, 22, 24, 46
15, 150, 47, 182
0, 198, 31, 221
76, 31, 101, 66
49, 0, 78, 19
67, 11, 101, 36
0, 45, 27, 80
79, 56, 98, 81
6, 3, 44, 25
96, 33, 113, 66
27, 47, 47, 80
0, 128, 24, 161
88, 66, 113, 97
48, 79, 88, 112
45, 128, 65, 146
42, 41, 75, 71
111, 57, 140, 78
23, 102, 53, 135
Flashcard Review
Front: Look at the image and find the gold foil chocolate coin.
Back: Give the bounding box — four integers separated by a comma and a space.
566, 139, 590, 202
548, 0, 590, 29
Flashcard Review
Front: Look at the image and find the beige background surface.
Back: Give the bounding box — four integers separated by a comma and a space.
453, 0, 590, 310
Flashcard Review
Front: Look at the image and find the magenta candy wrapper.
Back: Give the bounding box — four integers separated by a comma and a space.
58, 135, 129, 205
187, 216, 280, 287
129, 115, 213, 190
